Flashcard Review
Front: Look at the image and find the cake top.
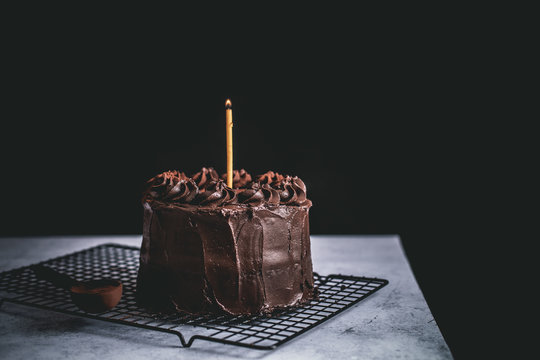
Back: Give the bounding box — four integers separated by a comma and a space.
143, 167, 310, 207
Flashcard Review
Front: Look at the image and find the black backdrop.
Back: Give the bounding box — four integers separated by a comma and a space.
2, 91, 478, 353
0, 21, 500, 357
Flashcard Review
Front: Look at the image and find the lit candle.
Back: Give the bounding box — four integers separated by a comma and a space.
225, 99, 233, 188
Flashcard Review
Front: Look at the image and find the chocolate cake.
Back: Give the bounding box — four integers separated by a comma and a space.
137, 168, 316, 315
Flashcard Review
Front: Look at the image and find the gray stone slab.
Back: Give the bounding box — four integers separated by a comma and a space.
0, 235, 452, 359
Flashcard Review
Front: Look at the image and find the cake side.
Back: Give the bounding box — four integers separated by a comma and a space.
138, 202, 210, 313
137, 201, 314, 314
253, 206, 314, 310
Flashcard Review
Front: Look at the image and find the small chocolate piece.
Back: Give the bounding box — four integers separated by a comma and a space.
32, 265, 123, 313
70, 279, 123, 313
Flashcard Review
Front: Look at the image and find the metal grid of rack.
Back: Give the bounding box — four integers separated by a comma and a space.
0, 243, 388, 350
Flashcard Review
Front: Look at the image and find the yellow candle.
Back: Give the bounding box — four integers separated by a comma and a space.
225, 99, 233, 188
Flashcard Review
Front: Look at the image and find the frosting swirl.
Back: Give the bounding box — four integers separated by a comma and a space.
274, 176, 308, 206
192, 167, 219, 190
258, 171, 285, 187
164, 178, 198, 203
261, 183, 280, 205
237, 182, 266, 206
144, 170, 198, 203
144, 168, 309, 207
195, 180, 237, 207
221, 169, 252, 188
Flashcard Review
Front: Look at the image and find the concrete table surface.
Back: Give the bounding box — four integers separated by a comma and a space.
0, 235, 452, 359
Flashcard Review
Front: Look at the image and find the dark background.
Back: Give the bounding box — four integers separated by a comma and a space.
1, 91, 482, 356
1, 15, 511, 358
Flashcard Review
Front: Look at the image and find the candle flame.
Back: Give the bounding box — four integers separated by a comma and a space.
225, 99, 232, 108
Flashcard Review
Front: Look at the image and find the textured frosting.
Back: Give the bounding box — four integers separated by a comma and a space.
221, 169, 252, 188
275, 176, 308, 206
138, 197, 316, 315
145, 170, 197, 203
195, 180, 237, 207
192, 167, 220, 190
258, 170, 285, 186
138, 167, 316, 315
144, 168, 310, 207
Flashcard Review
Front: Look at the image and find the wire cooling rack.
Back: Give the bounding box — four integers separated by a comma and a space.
0, 243, 388, 350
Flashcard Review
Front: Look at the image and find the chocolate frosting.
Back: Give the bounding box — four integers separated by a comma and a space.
258, 170, 285, 187
276, 176, 309, 206
144, 170, 197, 203
195, 180, 237, 207
221, 169, 252, 188
138, 167, 316, 315
138, 198, 316, 315
144, 168, 311, 207
237, 182, 281, 206
192, 167, 220, 190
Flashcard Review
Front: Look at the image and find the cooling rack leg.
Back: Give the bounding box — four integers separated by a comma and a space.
174, 332, 190, 348
185, 335, 200, 348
